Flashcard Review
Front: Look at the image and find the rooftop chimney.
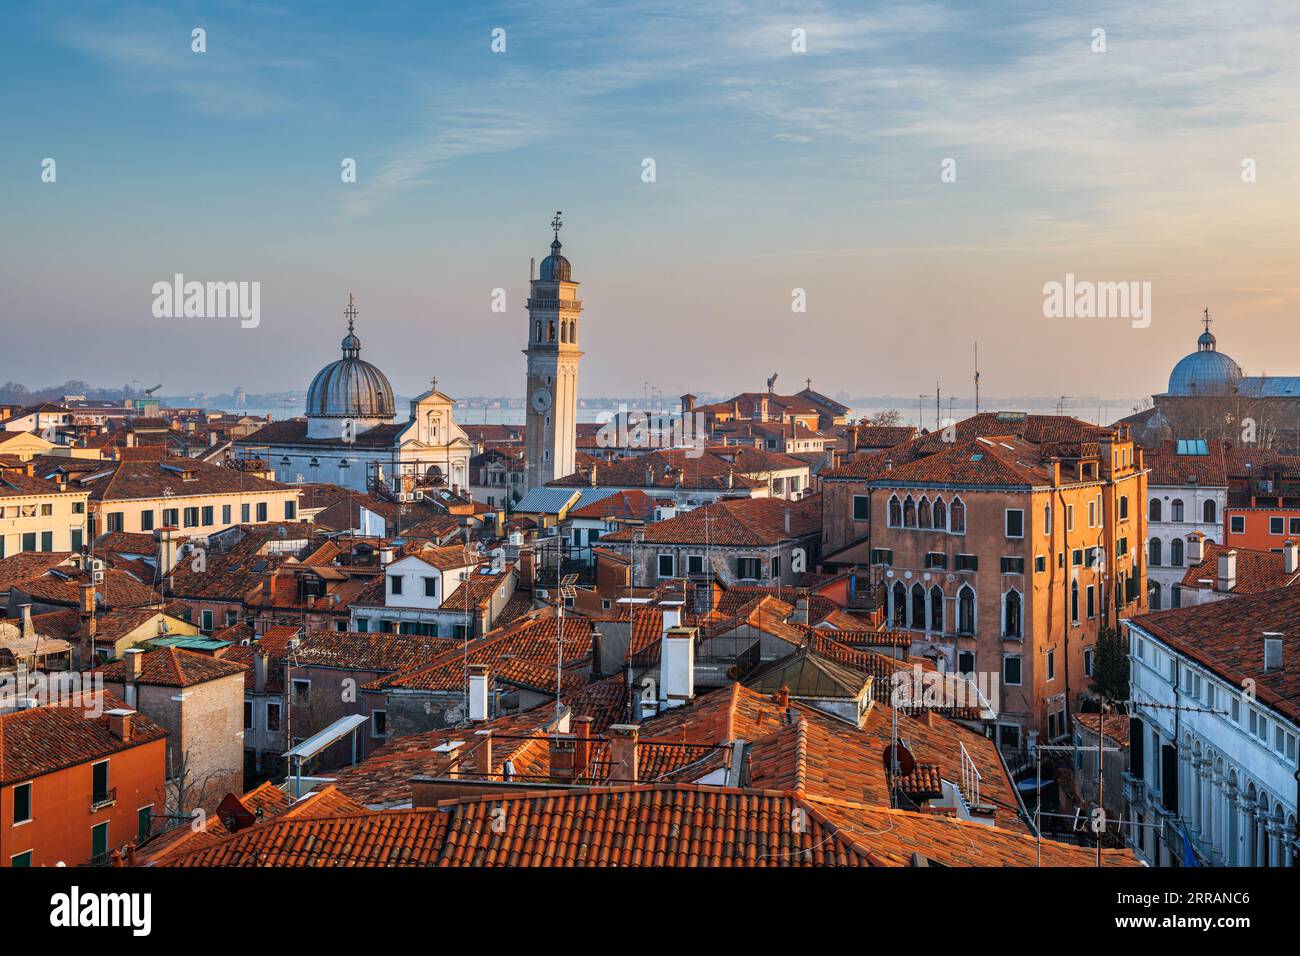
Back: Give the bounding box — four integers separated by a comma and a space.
1284, 540, 1299, 576
1187, 532, 1204, 565
18, 603, 32, 639
549, 733, 577, 782
1263, 633, 1284, 673
590, 630, 604, 680
379, 546, 395, 567
124, 647, 145, 681
154, 526, 179, 582
659, 602, 682, 636
1217, 549, 1238, 593
607, 724, 639, 784
254, 649, 269, 695
473, 729, 494, 781
468, 664, 490, 722
105, 708, 134, 742
659, 625, 696, 709
433, 740, 464, 778
573, 716, 593, 778
793, 588, 810, 625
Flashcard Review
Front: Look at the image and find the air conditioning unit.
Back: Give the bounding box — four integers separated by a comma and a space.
92, 570, 105, 585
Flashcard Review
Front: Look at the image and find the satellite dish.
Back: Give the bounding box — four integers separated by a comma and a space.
882, 743, 915, 777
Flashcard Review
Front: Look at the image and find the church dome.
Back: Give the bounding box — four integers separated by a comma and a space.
306, 300, 395, 420
1166, 312, 1242, 396
538, 237, 571, 282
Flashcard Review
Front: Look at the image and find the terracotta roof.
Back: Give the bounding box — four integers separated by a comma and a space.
10, 567, 162, 609
292, 630, 456, 673
1179, 542, 1300, 593
1128, 586, 1300, 723
567, 489, 656, 521
238, 419, 409, 450
1146, 439, 1229, 487
604, 496, 820, 547
0, 552, 76, 590
440, 566, 514, 610
73, 456, 291, 500
1074, 713, 1131, 748
96, 646, 247, 687
0, 691, 167, 785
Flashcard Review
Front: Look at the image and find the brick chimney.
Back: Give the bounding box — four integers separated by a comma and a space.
106, 708, 134, 742
254, 649, 269, 695
549, 733, 577, 782
573, 716, 593, 779
607, 724, 639, 784
433, 740, 463, 779
793, 588, 810, 625
154, 526, 179, 582
76, 582, 97, 670
472, 729, 494, 781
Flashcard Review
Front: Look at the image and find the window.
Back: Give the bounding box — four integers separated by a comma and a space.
241, 503, 251, 523
1066, 504, 1074, 531
933, 497, 947, 529
222, 504, 232, 525
1043, 503, 1052, 535
852, 495, 870, 521
1088, 501, 1097, 528
1083, 647, 1094, 677
266, 703, 281, 732
1071, 549, 1083, 567
1000, 556, 1024, 574
424, 577, 437, 598
91, 761, 110, 805
226, 610, 238, 627
1170, 538, 1184, 566
256, 502, 268, 522
40, 531, 53, 552
91, 822, 109, 862
200, 610, 213, 633
1171, 499, 1184, 522
1120, 496, 1129, 520
292, 679, 311, 704
903, 496, 917, 528
658, 554, 676, 578
1005, 509, 1024, 538
1203, 500, 1216, 523
955, 553, 978, 572
911, 585, 926, 630
736, 557, 762, 580
950, 497, 965, 534
1230, 515, 1244, 534
891, 581, 907, 627
687, 554, 704, 575
888, 495, 902, 527
958, 586, 975, 635
372, 710, 388, 738
1149, 498, 1162, 522
1046, 648, 1056, 681
13, 782, 32, 824
930, 586, 944, 632
284, 501, 297, 520
1086, 584, 1096, 618
1291, 517, 1300, 535
138, 806, 153, 843
1003, 654, 1022, 686
140, 510, 154, 532
957, 650, 975, 675
389, 574, 403, 595
1149, 538, 1162, 566
917, 496, 931, 528
201, 506, 214, 526
1003, 589, 1022, 638
163, 507, 178, 526
1034, 555, 1046, 573
925, 552, 947, 570
770, 556, 781, 579
21, 533, 35, 552
1270, 517, 1284, 535
870, 548, 893, 566
10, 851, 32, 868
181, 507, 197, 528
999, 724, 1021, 751
1071, 581, 1080, 623
243, 700, 253, 729
70, 530, 83, 553
106, 512, 125, 533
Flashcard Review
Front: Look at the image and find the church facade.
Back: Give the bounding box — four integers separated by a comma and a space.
237, 296, 472, 498
523, 213, 583, 488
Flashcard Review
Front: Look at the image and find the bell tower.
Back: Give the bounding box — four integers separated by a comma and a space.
524, 212, 583, 488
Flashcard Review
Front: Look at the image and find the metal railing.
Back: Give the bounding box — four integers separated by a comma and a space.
958, 742, 982, 809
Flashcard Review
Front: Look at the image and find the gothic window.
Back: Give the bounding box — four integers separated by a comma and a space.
888, 495, 902, 527
903, 495, 917, 528
911, 584, 926, 630
1071, 580, 1080, 622
950, 497, 966, 534
958, 585, 975, 635
917, 496, 931, 528
534, 320, 541, 341
932, 496, 946, 530
548, 321, 556, 342
1003, 589, 1022, 638
892, 581, 907, 627
929, 585, 944, 632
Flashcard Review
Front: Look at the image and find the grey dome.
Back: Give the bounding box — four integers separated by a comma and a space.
306, 323, 395, 419
1167, 326, 1242, 396
538, 238, 571, 282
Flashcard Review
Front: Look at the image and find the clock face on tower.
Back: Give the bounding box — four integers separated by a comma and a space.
531, 388, 552, 413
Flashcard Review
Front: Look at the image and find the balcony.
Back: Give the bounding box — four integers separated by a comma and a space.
90, 788, 117, 812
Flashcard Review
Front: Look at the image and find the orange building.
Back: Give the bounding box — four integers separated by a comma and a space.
1223, 447, 1300, 550
1, 691, 167, 867
821, 414, 1146, 752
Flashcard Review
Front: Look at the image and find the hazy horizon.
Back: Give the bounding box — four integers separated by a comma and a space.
4, 1, 1298, 403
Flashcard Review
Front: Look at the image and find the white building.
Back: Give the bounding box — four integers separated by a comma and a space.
1124, 587, 1298, 867
237, 295, 472, 497
1145, 439, 1228, 610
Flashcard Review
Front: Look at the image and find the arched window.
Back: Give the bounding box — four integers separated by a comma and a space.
1003, 589, 1022, 638
309, 457, 320, 481
903, 495, 917, 528
911, 584, 926, 631
1171, 498, 1184, 522
932, 497, 946, 531
1149, 498, 1162, 522
1203, 499, 1217, 523
950, 497, 966, 534
888, 495, 902, 527
917, 496, 931, 529
958, 585, 975, 635
930, 585, 944, 632
548, 320, 556, 342
534, 320, 541, 341
1170, 537, 1184, 566
279, 457, 291, 482
892, 581, 907, 627
1149, 581, 1162, 611
1148, 538, 1162, 566
1071, 580, 1079, 622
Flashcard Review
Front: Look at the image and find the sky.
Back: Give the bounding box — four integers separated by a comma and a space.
2, 0, 1299, 407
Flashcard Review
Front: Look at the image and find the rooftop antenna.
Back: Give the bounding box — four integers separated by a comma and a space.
974, 342, 980, 415
554, 573, 579, 721
1055, 395, 1072, 416
935, 382, 941, 431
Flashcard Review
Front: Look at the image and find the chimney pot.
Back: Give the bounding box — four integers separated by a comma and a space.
659, 625, 696, 709
473, 729, 494, 781
124, 647, 145, 680
106, 708, 134, 742
1217, 550, 1238, 592
19, 603, 32, 638
1284, 540, 1299, 576
607, 724, 639, 784
468, 664, 491, 722
433, 740, 464, 778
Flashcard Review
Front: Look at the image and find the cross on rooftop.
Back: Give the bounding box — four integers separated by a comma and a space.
1202, 307, 1212, 333
344, 292, 358, 331
551, 211, 563, 240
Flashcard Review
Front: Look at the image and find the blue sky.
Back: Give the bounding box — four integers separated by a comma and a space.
2, 0, 1298, 404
